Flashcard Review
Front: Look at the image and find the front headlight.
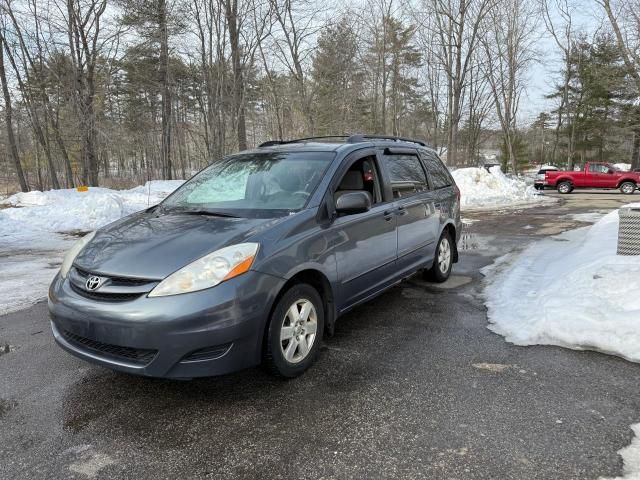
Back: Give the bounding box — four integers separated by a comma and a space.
148, 242, 260, 297
60, 231, 96, 278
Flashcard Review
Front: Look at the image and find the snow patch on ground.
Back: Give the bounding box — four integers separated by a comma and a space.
0, 253, 63, 315
601, 424, 640, 480
564, 212, 607, 224
0, 181, 183, 315
451, 166, 553, 211
483, 206, 640, 362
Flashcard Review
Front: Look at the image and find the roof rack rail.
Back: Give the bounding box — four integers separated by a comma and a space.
257, 134, 430, 148
258, 140, 285, 147
258, 136, 350, 147
346, 134, 428, 147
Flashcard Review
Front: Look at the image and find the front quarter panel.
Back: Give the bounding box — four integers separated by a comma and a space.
251, 208, 338, 286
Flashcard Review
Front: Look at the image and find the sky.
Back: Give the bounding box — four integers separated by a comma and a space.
519, 1, 603, 125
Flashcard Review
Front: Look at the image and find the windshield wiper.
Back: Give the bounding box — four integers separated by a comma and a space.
175, 208, 241, 218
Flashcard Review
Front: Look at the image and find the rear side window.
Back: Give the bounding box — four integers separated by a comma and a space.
381, 153, 429, 197
589, 163, 610, 173
421, 151, 453, 189
381, 154, 428, 184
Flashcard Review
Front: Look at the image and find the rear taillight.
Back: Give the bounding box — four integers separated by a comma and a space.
455, 185, 460, 201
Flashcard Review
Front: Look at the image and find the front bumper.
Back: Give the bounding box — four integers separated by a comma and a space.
48, 270, 284, 378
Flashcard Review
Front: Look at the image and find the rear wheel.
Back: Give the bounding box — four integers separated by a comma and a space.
263, 283, 324, 378
424, 231, 453, 283
557, 181, 573, 194
620, 181, 636, 195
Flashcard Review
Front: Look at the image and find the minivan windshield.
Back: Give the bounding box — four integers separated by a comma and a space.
162, 151, 335, 217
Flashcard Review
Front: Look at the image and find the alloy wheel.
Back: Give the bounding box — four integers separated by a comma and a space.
622, 183, 635, 194
280, 299, 318, 364
438, 237, 452, 274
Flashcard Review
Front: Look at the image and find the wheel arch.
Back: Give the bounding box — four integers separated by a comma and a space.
556, 177, 574, 186
618, 178, 637, 188
261, 268, 337, 358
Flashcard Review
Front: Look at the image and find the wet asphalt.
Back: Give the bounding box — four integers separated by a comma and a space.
1, 191, 639, 479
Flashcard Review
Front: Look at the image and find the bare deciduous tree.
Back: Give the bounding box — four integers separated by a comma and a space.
481, 0, 538, 173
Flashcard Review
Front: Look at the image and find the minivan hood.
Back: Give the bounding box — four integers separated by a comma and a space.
74, 211, 282, 279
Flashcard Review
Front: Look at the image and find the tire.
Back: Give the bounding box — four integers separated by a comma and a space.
424, 230, 453, 283
620, 181, 636, 195
557, 181, 573, 194
263, 283, 324, 378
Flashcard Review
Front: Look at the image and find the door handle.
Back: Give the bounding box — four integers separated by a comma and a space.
397, 206, 408, 216
383, 210, 394, 221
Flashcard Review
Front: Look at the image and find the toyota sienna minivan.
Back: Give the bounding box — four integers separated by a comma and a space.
49, 135, 462, 378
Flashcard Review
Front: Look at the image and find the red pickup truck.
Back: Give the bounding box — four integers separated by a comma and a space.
544, 162, 639, 194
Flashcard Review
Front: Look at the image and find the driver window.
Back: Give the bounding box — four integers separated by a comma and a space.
334, 156, 382, 205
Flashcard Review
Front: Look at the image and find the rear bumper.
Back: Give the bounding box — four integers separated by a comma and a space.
48, 270, 284, 378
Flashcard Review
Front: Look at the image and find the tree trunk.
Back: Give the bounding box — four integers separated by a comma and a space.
0, 40, 27, 192
225, 0, 247, 150
159, 0, 172, 179
632, 127, 640, 171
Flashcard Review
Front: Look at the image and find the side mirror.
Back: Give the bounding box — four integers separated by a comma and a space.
335, 191, 371, 215
608, 169, 615, 174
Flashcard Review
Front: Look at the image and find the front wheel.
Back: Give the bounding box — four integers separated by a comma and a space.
424, 231, 453, 283
620, 181, 636, 195
557, 181, 573, 194
263, 283, 324, 378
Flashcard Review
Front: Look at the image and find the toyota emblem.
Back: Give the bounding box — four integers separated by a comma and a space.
85, 275, 102, 291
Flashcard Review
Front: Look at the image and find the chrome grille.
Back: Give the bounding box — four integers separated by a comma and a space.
69, 267, 158, 301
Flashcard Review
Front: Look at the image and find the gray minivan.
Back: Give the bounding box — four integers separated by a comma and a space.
49, 135, 462, 378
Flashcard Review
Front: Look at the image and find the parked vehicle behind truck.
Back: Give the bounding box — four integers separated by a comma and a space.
544, 162, 640, 194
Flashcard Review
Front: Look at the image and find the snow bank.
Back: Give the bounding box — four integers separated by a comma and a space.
614, 163, 632, 172
484, 205, 640, 362
451, 166, 550, 211
1, 180, 183, 233
601, 424, 640, 480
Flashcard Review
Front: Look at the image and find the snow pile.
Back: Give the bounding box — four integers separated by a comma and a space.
601, 424, 640, 480
484, 205, 640, 362
0, 180, 183, 234
614, 163, 632, 172
451, 166, 550, 210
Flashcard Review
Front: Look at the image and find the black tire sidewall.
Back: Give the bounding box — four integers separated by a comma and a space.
265, 283, 324, 378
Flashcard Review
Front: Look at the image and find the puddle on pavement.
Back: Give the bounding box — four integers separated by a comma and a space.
459, 231, 498, 253
403, 275, 473, 296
